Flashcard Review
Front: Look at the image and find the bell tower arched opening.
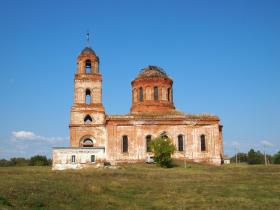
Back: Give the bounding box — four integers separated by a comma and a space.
85, 89, 91, 104
85, 59, 92, 73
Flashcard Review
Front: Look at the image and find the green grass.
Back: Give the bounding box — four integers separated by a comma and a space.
0, 162, 280, 210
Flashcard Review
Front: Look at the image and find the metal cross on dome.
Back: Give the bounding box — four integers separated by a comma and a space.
86, 31, 91, 46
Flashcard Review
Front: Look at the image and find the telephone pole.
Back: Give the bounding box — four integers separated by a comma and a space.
235, 146, 238, 164
264, 144, 267, 166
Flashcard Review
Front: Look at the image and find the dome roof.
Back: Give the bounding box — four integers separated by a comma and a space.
81, 47, 96, 55
135, 65, 170, 79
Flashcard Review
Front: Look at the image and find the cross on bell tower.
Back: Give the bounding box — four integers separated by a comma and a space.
86, 31, 90, 47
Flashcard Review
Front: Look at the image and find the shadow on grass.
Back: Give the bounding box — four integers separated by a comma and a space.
0, 195, 13, 207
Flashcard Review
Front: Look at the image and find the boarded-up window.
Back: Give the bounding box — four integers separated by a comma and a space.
154, 86, 158, 101
122, 135, 128, 153
178, 135, 184, 151
146, 87, 152, 100
146, 135, 152, 152
139, 87, 143, 102
201, 135, 206, 151
162, 88, 167, 100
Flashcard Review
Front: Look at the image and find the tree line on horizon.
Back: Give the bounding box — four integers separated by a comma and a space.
1, 149, 280, 167
230, 149, 280, 164
0, 155, 51, 167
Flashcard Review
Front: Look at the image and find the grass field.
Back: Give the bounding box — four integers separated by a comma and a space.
0, 162, 280, 210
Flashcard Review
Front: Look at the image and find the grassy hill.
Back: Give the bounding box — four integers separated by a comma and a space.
0, 162, 280, 210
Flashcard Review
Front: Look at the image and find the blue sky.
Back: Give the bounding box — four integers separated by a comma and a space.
0, 0, 279, 158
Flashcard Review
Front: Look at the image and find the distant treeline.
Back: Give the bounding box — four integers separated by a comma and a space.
230, 149, 280, 164
0, 155, 51, 167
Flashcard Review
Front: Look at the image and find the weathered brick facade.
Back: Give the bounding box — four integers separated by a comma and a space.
52, 46, 224, 170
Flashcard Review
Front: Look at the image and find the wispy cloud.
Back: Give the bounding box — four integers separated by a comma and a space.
11, 130, 68, 143
261, 140, 273, 147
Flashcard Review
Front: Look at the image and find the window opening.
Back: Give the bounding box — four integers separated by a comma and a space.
201, 135, 206, 151
122, 135, 128, 153
86, 89, 91, 104
139, 87, 143, 102
146, 135, 152, 152
178, 135, 184, 151
154, 86, 158, 101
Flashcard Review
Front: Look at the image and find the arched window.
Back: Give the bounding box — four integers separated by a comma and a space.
139, 87, 143, 102
85, 59, 91, 73
84, 115, 92, 124
154, 86, 158, 101
85, 89, 91, 104
178, 135, 184, 151
201, 135, 206, 151
122, 135, 128, 153
146, 135, 152, 152
83, 138, 93, 147
167, 88, 171, 101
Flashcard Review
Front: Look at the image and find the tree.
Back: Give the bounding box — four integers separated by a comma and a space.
150, 136, 176, 168
230, 152, 248, 163
273, 151, 280, 164
29, 155, 49, 166
247, 149, 264, 164
10, 157, 30, 166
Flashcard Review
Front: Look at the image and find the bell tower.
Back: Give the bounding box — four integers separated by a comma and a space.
69, 38, 106, 148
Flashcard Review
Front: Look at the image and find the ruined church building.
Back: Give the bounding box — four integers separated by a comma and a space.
52, 41, 224, 170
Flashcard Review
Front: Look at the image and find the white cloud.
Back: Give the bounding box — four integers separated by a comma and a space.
12, 131, 37, 140
261, 140, 273, 147
11, 130, 68, 143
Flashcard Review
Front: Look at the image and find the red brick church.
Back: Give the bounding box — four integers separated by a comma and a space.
52, 43, 224, 170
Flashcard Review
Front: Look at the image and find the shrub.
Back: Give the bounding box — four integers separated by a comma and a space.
0, 159, 13, 167
29, 155, 49, 166
273, 151, 280, 164
150, 136, 176, 168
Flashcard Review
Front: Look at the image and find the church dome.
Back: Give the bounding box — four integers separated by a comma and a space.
130, 65, 175, 113
135, 65, 170, 79
81, 47, 96, 55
